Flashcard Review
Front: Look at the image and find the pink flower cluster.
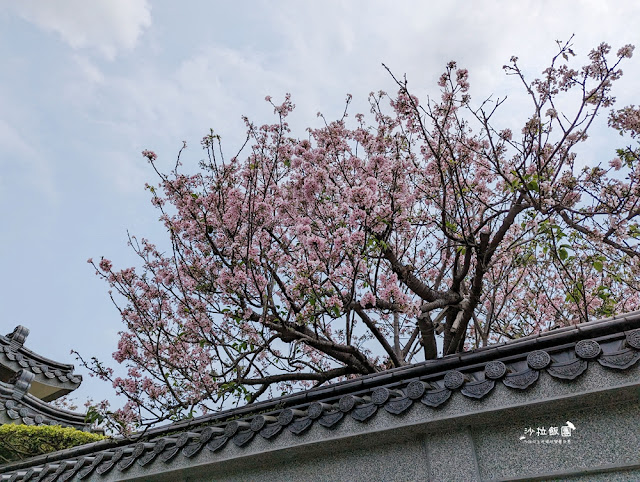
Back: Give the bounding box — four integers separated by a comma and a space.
83, 42, 640, 431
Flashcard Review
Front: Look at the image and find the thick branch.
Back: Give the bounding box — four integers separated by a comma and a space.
261, 316, 377, 374
352, 305, 403, 367
382, 247, 454, 303
558, 211, 639, 258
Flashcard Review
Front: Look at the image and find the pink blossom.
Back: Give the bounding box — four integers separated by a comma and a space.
609, 157, 623, 170
83, 41, 640, 433
360, 292, 376, 307
141, 150, 157, 161
98, 258, 112, 272
617, 44, 634, 59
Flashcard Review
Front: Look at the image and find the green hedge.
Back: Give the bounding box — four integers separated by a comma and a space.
0, 424, 105, 463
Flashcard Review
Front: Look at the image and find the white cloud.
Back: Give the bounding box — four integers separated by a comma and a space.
0, 117, 56, 201
9, 0, 151, 59
71, 44, 291, 158
97, 149, 149, 194
58, 1, 640, 193
0, 118, 37, 159
73, 55, 105, 84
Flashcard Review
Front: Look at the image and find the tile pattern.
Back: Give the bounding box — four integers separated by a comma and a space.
0, 370, 87, 429
1, 317, 639, 481
0, 327, 81, 386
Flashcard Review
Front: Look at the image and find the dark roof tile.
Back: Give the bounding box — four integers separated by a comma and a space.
2, 311, 640, 480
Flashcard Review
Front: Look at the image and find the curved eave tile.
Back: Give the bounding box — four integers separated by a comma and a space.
0, 326, 81, 390
598, 348, 640, 369
547, 358, 588, 380
2, 325, 640, 481
0, 391, 88, 430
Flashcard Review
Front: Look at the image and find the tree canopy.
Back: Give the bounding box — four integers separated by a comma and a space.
0, 425, 104, 463
83, 39, 639, 430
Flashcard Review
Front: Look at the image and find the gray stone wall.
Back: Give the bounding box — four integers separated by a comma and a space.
116, 363, 639, 481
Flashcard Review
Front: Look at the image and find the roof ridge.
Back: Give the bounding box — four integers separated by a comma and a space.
134, 309, 640, 435
0, 327, 78, 374
2, 321, 639, 479
2, 311, 639, 476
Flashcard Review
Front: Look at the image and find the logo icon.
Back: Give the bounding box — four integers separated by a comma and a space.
561, 421, 576, 437
520, 421, 577, 443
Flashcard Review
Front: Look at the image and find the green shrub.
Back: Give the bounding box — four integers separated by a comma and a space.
0, 425, 105, 463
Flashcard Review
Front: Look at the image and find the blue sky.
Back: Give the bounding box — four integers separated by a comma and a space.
1, 0, 638, 408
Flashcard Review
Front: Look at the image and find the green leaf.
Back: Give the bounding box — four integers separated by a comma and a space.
445, 221, 458, 232
593, 261, 603, 272
0, 425, 105, 463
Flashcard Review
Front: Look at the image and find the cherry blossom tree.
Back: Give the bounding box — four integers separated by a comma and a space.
81, 39, 639, 430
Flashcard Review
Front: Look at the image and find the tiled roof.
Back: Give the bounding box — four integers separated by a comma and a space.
0, 370, 87, 430
0, 327, 81, 400
1, 311, 639, 481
